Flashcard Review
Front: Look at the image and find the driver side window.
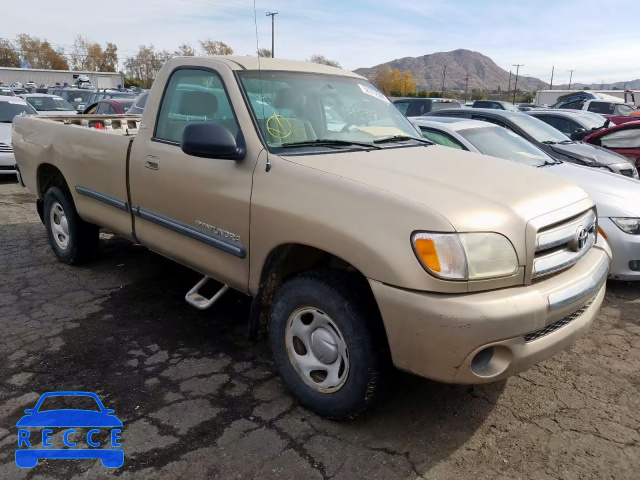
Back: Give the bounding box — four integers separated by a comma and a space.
154, 68, 239, 144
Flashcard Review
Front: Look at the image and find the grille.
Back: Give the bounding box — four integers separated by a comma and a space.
532, 209, 596, 279
619, 168, 634, 177
0, 143, 13, 153
524, 300, 593, 343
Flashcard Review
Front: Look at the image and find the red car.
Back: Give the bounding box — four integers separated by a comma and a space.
82, 98, 135, 115
584, 120, 640, 171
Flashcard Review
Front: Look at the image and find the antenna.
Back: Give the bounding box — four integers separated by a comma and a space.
253, 1, 270, 171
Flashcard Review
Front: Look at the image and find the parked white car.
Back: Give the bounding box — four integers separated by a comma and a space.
20, 94, 77, 116
411, 117, 640, 280
0, 97, 37, 177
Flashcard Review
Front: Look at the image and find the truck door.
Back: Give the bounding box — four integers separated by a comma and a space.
128, 66, 261, 292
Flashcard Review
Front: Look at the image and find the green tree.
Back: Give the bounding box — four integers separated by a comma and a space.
471, 91, 487, 100
0, 39, 20, 67
257, 48, 272, 58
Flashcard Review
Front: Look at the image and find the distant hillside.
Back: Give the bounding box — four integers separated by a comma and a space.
354, 49, 549, 92
552, 79, 640, 90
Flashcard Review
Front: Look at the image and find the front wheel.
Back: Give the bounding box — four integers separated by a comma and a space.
43, 186, 99, 265
269, 270, 390, 419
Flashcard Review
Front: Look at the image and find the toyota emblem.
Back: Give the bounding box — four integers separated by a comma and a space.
575, 228, 589, 251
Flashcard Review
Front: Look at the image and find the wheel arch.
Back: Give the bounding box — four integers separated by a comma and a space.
248, 243, 386, 341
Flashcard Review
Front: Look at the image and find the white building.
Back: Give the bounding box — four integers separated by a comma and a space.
0, 67, 124, 89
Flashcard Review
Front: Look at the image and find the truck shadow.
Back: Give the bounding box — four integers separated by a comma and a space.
2, 226, 509, 476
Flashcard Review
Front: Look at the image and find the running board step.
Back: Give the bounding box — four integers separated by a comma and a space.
185, 277, 229, 310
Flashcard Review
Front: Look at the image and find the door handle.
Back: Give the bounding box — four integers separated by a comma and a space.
145, 156, 159, 170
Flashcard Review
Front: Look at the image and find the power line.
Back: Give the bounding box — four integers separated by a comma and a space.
568, 69, 576, 90
512, 64, 523, 103
266, 11, 278, 58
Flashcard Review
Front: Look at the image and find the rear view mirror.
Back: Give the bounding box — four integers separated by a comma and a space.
181, 123, 246, 160
571, 128, 587, 141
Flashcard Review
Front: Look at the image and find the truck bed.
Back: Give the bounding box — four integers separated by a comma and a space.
12, 113, 143, 237
22, 114, 142, 136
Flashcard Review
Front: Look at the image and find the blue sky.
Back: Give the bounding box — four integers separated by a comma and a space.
3, 0, 639, 83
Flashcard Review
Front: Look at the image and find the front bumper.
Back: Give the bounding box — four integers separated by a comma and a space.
0, 152, 17, 175
369, 242, 611, 384
600, 217, 640, 281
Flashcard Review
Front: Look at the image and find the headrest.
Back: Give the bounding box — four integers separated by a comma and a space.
178, 90, 218, 117
274, 88, 303, 110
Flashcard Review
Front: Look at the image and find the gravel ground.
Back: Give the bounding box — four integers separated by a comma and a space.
1, 178, 639, 479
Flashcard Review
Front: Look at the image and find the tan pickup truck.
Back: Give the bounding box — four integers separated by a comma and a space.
13, 56, 611, 419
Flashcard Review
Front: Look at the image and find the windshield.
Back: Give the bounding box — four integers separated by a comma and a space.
237, 71, 420, 150
65, 91, 93, 107
108, 93, 137, 100
26, 96, 75, 112
458, 126, 549, 166
0, 89, 14, 97
510, 114, 570, 143
0, 101, 37, 122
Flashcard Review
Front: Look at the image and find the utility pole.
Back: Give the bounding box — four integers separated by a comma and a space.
512, 64, 523, 104
441, 65, 447, 97
568, 69, 575, 90
266, 11, 278, 58
507, 71, 512, 102
464, 73, 470, 101
550, 66, 554, 90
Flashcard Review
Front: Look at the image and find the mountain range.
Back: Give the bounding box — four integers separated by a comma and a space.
354, 49, 639, 93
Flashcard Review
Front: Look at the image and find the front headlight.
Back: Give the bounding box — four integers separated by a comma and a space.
610, 218, 640, 235
412, 232, 519, 281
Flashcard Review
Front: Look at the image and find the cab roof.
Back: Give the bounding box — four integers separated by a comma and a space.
171, 55, 365, 78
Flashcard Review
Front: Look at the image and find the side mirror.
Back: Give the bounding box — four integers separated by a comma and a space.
105, 409, 115, 414
181, 123, 245, 160
571, 128, 586, 140
24, 409, 34, 414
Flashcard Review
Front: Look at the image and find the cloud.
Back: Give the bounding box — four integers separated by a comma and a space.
1, 0, 637, 83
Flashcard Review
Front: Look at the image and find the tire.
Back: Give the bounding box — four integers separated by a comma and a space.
43, 186, 99, 265
269, 270, 390, 420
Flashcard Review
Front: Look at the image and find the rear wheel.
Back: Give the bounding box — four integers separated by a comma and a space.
43, 186, 99, 264
269, 270, 390, 419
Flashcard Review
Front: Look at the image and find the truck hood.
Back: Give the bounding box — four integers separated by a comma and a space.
550, 141, 632, 167
546, 162, 640, 217
280, 145, 590, 233
0, 123, 11, 144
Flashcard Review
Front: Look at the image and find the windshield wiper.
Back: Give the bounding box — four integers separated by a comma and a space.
541, 140, 558, 145
558, 140, 576, 144
373, 135, 433, 145
537, 159, 560, 167
279, 139, 382, 150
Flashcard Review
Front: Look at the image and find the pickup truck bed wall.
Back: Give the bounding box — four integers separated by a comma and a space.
14, 116, 139, 240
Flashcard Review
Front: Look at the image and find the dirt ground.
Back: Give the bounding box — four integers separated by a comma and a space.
1, 178, 639, 479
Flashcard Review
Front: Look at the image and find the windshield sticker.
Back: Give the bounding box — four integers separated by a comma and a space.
358, 84, 390, 104
266, 115, 293, 139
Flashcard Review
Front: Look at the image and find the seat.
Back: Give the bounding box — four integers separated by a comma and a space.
267, 88, 317, 144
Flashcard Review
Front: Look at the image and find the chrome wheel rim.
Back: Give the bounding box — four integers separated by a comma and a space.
285, 307, 349, 393
50, 202, 70, 250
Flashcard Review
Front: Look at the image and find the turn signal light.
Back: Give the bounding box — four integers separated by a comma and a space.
414, 238, 441, 273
